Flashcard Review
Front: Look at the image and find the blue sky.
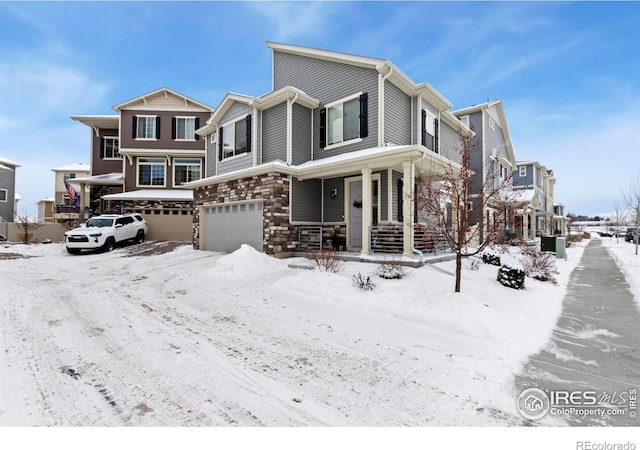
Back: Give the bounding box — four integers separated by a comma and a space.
0, 1, 639, 217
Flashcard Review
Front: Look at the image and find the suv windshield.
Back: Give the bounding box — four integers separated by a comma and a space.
85, 218, 115, 228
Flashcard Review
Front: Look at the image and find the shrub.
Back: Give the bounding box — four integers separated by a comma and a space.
352, 272, 376, 291
521, 247, 558, 284
466, 256, 481, 271
482, 253, 501, 266
308, 247, 343, 273
497, 265, 526, 289
376, 258, 405, 279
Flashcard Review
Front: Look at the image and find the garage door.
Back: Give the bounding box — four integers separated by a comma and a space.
202, 201, 263, 252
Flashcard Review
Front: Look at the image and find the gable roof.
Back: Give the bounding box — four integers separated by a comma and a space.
112, 87, 214, 112
0, 156, 20, 168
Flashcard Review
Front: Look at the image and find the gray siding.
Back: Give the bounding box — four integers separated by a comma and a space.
391, 170, 402, 222
262, 103, 287, 163
378, 170, 388, 222
384, 81, 411, 146
272, 51, 379, 159
217, 153, 253, 175
440, 121, 463, 165
206, 134, 216, 177
220, 102, 252, 126
255, 109, 262, 165
0, 168, 16, 222
291, 178, 321, 222
292, 103, 312, 165
322, 177, 345, 222
513, 164, 534, 186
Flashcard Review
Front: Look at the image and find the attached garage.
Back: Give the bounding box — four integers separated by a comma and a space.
201, 201, 263, 252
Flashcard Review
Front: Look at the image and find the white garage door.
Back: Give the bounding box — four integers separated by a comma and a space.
202, 201, 263, 252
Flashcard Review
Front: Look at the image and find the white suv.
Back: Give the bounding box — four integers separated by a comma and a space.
64, 213, 148, 254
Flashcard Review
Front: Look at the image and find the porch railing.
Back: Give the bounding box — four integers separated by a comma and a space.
297, 226, 323, 252
370, 224, 448, 255
0, 217, 7, 241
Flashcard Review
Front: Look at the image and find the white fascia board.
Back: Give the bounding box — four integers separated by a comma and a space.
251, 86, 319, 110
441, 111, 474, 137
205, 93, 255, 127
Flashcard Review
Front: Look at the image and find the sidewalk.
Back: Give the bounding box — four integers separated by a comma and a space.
515, 239, 640, 426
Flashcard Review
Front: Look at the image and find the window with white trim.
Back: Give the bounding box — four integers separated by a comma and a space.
519, 166, 527, 177
0, 189, 6, 202
174, 159, 201, 185
133, 115, 158, 140
138, 158, 166, 186
319, 92, 368, 148
219, 115, 251, 160
102, 137, 121, 159
421, 109, 438, 152
173, 117, 198, 141
63, 172, 76, 181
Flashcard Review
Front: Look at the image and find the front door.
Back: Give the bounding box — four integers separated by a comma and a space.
349, 181, 363, 248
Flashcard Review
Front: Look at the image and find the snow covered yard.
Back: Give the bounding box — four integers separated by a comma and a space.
600, 236, 640, 308
0, 239, 588, 427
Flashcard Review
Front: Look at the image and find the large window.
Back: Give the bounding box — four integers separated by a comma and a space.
133, 115, 158, 140
173, 117, 197, 140
174, 159, 201, 185
138, 158, 166, 186
320, 92, 368, 148
102, 137, 121, 159
219, 115, 251, 160
0, 189, 6, 202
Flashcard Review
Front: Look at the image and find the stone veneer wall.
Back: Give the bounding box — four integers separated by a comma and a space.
193, 172, 298, 256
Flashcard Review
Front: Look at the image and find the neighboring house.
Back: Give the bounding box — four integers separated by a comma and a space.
451, 100, 534, 242
0, 156, 20, 225
51, 163, 91, 222
512, 161, 557, 236
70, 88, 214, 240
186, 42, 470, 257
553, 203, 567, 235
37, 198, 55, 223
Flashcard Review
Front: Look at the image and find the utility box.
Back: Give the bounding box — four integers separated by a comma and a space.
541, 236, 557, 253
555, 237, 566, 259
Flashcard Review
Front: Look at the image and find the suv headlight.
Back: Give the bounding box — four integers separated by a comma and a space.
89, 233, 103, 237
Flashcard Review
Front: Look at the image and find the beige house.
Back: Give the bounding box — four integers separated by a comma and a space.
52, 163, 91, 222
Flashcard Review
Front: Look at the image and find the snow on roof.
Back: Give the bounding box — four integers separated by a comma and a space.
510, 189, 536, 203
71, 173, 124, 185
102, 189, 193, 201
0, 156, 20, 167
52, 163, 91, 172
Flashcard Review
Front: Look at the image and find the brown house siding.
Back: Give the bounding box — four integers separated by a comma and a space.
193, 172, 296, 256
124, 156, 204, 191
92, 128, 122, 175
120, 110, 211, 150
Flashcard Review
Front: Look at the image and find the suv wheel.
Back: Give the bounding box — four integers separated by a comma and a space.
103, 237, 116, 252
135, 230, 145, 244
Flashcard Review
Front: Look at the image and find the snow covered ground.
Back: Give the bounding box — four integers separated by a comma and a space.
0, 238, 594, 432
600, 236, 640, 308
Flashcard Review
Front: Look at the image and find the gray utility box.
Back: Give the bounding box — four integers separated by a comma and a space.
555, 237, 566, 259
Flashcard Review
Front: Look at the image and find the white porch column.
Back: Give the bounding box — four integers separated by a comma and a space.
361, 168, 373, 255
402, 160, 413, 257
531, 211, 537, 238
522, 210, 529, 240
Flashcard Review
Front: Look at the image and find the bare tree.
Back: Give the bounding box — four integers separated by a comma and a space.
611, 199, 627, 243
14, 211, 42, 244
415, 126, 524, 293
622, 170, 640, 255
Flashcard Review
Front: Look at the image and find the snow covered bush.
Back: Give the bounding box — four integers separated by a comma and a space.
521, 247, 558, 285
482, 253, 501, 266
497, 256, 525, 290
466, 256, 481, 271
376, 258, 405, 279
352, 272, 376, 291
307, 247, 343, 273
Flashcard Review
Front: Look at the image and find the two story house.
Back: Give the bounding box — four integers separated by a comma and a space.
452, 100, 537, 242
186, 42, 470, 257
51, 163, 91, 222
0, 156, 20, 227
512, 161, 557, 236
71, 88, 214, 240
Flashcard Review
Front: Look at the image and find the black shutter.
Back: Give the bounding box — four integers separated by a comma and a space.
359, 93, 368, 138
171, 118, 177, 140
132, 116, 137, 139
100, 138, 105, 159
421, 110, 426, 147
434, 118, 439, 153
245, 114, 252, 153
218, 127, 223, 160
155, 117, 161, 139
319, 108, 326, 148
397, 179, 403, 222
194, 117, 200, 140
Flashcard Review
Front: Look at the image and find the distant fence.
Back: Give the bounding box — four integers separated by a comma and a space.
5, 223, 67, 243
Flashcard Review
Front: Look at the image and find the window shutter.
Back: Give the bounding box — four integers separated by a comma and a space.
244, 115, 252, 153
171, 118, 176, 140
359, 93, 368, 138
155, 117, 161, 139
100, 138, 105, 159
421, 110, 426, 147
194, 117, 200, 140
132, 116, 137, 139
319, 108, 326, 148
218, 127, 224, 160
434, 118, 439, 153
397, 179, 403, 222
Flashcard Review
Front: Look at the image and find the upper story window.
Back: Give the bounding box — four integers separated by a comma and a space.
0, 189, 6, 203
63, 172, 76, 181
519, 166, 527, 177
133, 115, 159, 140
174, 158, 201, 185
137, 158, 166, 187
172, 117, 200, 141
421, 109, 439, 152
101, 137, 121, 159
319, 92, 368, 149
219, 115, 252, 160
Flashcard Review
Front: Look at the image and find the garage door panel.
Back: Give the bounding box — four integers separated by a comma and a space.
202, 201, 263, 253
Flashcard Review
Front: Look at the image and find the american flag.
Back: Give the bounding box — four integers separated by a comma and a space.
64, 179, 77, 203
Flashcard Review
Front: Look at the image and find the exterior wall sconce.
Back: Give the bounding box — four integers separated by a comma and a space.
330, 188, 338, 199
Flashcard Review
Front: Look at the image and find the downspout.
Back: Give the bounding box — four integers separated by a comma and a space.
287, 92, 299, 166
378, 66, 393, 147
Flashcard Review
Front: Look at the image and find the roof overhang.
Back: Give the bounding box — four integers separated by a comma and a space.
102, 189, 193, 202
112, 87, 214, 112
0, 164, 13, 171
70, 173, 124, 186
70, 115, 119, 130
0, 157, 20, 168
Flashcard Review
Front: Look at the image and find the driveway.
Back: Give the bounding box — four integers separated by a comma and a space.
515, 239, 640, 426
